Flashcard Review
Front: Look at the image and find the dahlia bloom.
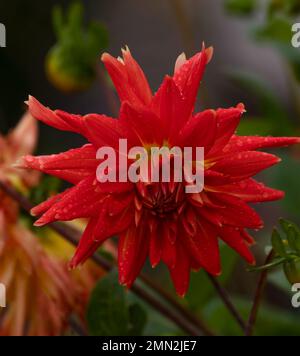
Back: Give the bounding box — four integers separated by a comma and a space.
0, 115, 103, 335
0, 112, 40, 191
0, 223, 77, 336
21, 47, 300, 296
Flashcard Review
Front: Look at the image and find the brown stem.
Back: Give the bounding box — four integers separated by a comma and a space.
169, 0, 195, 57
0, 180, 214, 336
245, 250, 275, 336
96, 65, 119, 118
141, 274, 214, 336
206, 273, 247, 332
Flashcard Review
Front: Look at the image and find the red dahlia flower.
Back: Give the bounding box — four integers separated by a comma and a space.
20, 46, 300, 296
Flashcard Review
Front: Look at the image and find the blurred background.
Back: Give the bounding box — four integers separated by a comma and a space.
1, 0, 300, 336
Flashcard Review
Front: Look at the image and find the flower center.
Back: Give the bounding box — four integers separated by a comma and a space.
136, 182, 186, 218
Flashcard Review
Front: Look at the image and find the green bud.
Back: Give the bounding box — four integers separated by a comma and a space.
46, 1, 108, 93
284, 259, 300, 284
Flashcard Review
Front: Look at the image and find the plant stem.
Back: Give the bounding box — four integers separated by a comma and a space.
96, 65, 119, 117
206, 273, 247, 332
169, 0, 195, 57
0, 180, 214, 336
245, 250, 275, 336
141, 273, 214, 336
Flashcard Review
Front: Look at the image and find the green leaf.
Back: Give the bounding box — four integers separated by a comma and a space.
87, 270, 148, 336
254, 16, 292, 44
128, 303, 147, 336
87, 270, 129, 336
271, 229, 287, 257
248, 257, 286, 272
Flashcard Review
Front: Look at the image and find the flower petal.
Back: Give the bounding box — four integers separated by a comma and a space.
225, 136, 300, 153
8, 112, 38, 158
179, 109, 217, 152
173, 46, 212, 117
69, 217, 105, 268
82, 114, 126, 149
184, 216, 221, 275
207, 178, 284, 203
27, 96, 84, 134
120, 101, 164, 146
219, 226, 255, 265
118, 224, 149, 287
102, 47, 152, 107
212, 151, 280, 180
169, 243, 191, 297
20, 144, 98, 184
151, 76, 187, 141
211, 193, 264, 229
33, 177, 104, 226
208, 104, 245, 157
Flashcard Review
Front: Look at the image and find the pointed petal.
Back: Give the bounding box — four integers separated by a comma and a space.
211, 193, 263, 229
208, 104, 245, 157
179, 109, 217, 152
219, 226, 255, 265
27, 96, 84, 134
174, 52, 187, 73
225, 136, 300, 153
173, 46, 212, 116
169, 243, 191, 297
102, 48, 152, 106
212, 151, 281, 180
151, 76, 187, 140
184, 216, 221, 275
118, 224, 149, 287
161, 223, 177, 269
31, 190, 70, 217
149, 220, 162, 268
69, 217, 105, 268
33, 177, 103, 226
71, 197, 135, 269
82, 114, 125, 149
120, 101, 164, 145
20, 144, 97, 184
207, 178, 284, 203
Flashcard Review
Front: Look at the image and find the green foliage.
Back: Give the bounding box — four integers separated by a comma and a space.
29, 175, 62, 206
250, 220, 300, 284
266, 153, 300, 215
225, 0, 257, 16
87, 270, 147, 336
225, 0, 300, 83
203, 297, 300, 336
228, 71, 294, 136
269, 0, 300, 16
46, 1, 108, 92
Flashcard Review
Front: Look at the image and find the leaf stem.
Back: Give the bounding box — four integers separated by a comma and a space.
245, 250, 275, 336
206, 273, 247, 332
0, 180, 214, 336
